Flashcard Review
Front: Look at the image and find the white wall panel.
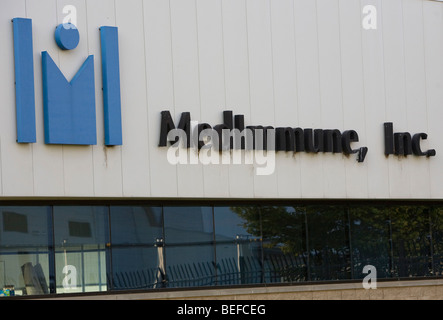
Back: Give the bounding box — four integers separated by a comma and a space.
222, 0, 254, 198
271, 0, 301, 199
382, 0, 411, 199
424, 2, 443, 198
402, 0, 431, 198
86, 0, 123, 197
293, 0, 324, 198
246, 0, 278, 198
0, 0, 441, 200
144, 0, 178, 198
317, 0, 347, 198
0, 0, 32, 196
196, 0, 230, 198
115, 0, 150, 197
339, 0, 369, 198
361, 0, 389, 198
170, 0, 204, 197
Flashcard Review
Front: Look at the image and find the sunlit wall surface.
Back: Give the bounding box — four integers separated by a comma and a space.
0, 203, 441, 296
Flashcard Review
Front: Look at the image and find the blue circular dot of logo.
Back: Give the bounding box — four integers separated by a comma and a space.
55, 23, 80, 50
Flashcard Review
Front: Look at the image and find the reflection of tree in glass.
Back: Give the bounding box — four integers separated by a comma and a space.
305, 205, 351, 280
348, 206, 391, 278
431, 207, 443, 275
230, 206, 307, 282
390, 206, 432, 277
230, 206, 305, 253
231, 204, 443, 280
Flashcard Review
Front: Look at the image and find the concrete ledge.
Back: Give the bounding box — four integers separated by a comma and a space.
37, 279, 443, 300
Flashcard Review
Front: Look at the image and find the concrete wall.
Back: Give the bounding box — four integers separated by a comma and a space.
151, 280, 443, 300
0, 0, 442, 200
40, 279, 443, 300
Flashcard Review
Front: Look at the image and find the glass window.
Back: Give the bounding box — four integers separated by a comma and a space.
164, 206, 215, 287
260, 206, 308, 283
0, 206, 52, 296
1, 201, 442, 297
349, 206, 392, 278
53, 206, 109, 294
390, 206, 432, 277
110, 206, 163, 290
306, 205, 351, 281
214, 206, 263, 285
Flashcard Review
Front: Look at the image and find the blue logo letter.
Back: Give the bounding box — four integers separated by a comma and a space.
12, 18, 36, 143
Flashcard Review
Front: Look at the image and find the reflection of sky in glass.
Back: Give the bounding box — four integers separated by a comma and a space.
111, 206, 162, 245
164, 206, 213, 233
214, 207, 255, 241
53, 206, 108, 246
163, 206, 213, 244
0, 206, 50, 247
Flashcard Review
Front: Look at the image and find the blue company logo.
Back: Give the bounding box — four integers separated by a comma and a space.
12, 18, 122, 146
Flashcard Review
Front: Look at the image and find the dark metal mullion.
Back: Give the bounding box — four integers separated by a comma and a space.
81, 244, 85, 292
212, 205, 217, 286
106, 205, 113, 291
48, 205, 56, 294
428, 207, 435, 276
388, 212, 395, 277
161, 205, 167, 287
258, 205, 265, 284
346, 207, 354, 280
304, 208, 311, 282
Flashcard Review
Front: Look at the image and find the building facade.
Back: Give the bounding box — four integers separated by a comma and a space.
1, 0, 443, 299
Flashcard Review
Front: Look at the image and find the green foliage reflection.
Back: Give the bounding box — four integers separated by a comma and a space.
230, 204, 443, 282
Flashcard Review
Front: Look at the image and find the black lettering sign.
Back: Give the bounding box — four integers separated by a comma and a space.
159, 110, 369, 163
384, 122, 435, 157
